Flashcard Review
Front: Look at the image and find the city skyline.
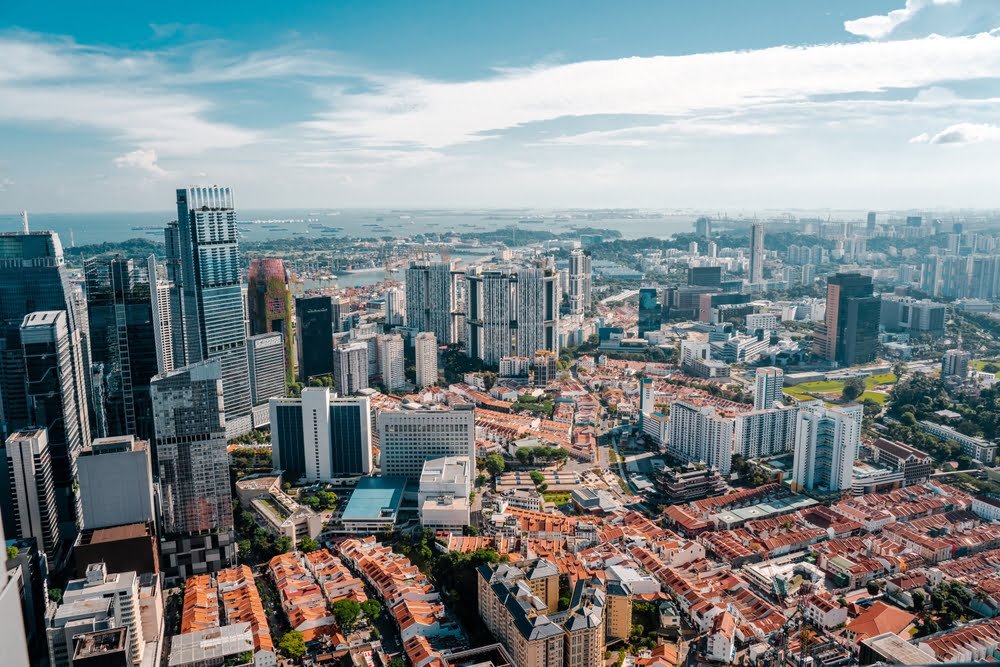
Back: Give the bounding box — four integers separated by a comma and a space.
2, 0, 1000, 212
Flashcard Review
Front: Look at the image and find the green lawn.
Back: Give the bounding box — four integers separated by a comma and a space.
783, 373, 896, 403
865, 373, 897, 387
542, 492, 571, 505
861, 391, 888, 405
972, 359, 1000, 370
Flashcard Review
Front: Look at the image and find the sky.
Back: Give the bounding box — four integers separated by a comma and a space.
1, 0, 1000, 213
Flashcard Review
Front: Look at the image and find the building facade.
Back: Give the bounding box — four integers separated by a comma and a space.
295, 296, 334, 380
813, 272, 879, 366
379, 407, 476, 479
792, 402, 863, 494
568, 249, 592, 315
405, 260, 458, 344
247, 258, 295, 379
414, 332, 438, 388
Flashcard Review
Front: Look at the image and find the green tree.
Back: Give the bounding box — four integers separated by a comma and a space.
842, 377, 865, 402
49, 588, 63, 604
275, 536, 293, 554
388, 659, 405, 667
361, 599, 382, 620
529, 470, 545, 486
332, 599, 362, 631
485, 453, 506, 477
278, 630, 306, 659
6, 545, 19, 560
298, 537, 319, 553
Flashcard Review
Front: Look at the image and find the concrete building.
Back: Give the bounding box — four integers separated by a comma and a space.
753, 366, 784, 410
880, 296, 946, 335
332, 342, 369, 395
150, 359, 235, 579
667, 401, 736, 475
941, 349, 971, 380
72, 627, 132, 667
533, 350, 558, 387
247, 333, 286, 409
150, 264, 176, 377
793, 402, 863, 494
414, 332, 438, 388
868, 438, 932, 485
50, 563, 144, 667
734, 404, 799, 459
269, 388, 373, 481
749, 222, 765, 284
0, 492, 41, 667
19, 310, 91, 541
77, 435, 155, 531
405, 260, 458, 344
379, 407, 476, 480
813, 272, 879, 366
418, 456, 471, 530
568, 249, 592, 315
168, 187, 252, 437
514, 267, 560, 357
294, 295, 334, 380
377, 333, 406, 391
4, 429, 62, 564
385, 286, 406, 326
918, 419, 997, 464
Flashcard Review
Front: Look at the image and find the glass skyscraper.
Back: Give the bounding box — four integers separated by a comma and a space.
84, 255, 159, 441
168, 187, 252, 435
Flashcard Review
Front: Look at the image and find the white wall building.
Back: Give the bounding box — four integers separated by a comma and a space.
792, 402, 863, 494
753, 366, 784, 410
379, 407, 476, 479
377, 333, 405, 391
418, 456, 472, 530
414, 331, 438, 388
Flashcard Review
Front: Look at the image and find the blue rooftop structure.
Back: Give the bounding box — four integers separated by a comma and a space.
341, 477, 407, 522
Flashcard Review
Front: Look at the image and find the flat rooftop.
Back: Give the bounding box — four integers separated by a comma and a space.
342, 476, 407, 522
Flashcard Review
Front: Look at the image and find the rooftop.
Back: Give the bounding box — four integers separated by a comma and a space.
342, 476, 407, 521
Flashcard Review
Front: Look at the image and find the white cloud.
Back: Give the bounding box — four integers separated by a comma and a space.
542, 119, 785, 147
845, 0, 1000, 40
113, 149, 166, 175
0, 177, 12, 191
303, 33, 1000, 149
911, 122, 1000, 144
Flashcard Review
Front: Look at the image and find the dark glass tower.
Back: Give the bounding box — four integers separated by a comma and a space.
295, 295, 334, 380
84, 255, 159, 441
637, 287, 661, 337
814, 272, 879, 366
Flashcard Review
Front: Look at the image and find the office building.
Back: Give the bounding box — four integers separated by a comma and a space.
150, 359, 235, 578
3, 429, 62, 564
813, 272, 879, 366
0, 519, 31, 667
418, 456, 471, 530
405, 260, 458, 344
379, 407, 476, 479
72, 627, 132, 667
869, 438, 932, 486
269, 388, 372, 481
879, 296, 946, 334
533, 350, 558, 387
247, 258, 295, 379
568, 248, 592, 315
941, 349, 971, 380
749, 222, 765, 284
667, 401, 736, 475
696, 216, 712, 239
385, 286, 406, 326
74, 523, 159, 579
149, 262, 176, 376
76, 436, 155, 531
332, 342, 369, 395
331, 295, 352, 334
247, 333, 286, 408
20, 311, 91, 537
295, 295, 334, 380
637, 287, 660, 337
85, 255, 160, 442
866, 212, 877, 233
49, 563, 144, 667
414, 332, 438, 388
753, 367, 784, 410
0, 231, 86, 442
377, 333, 405, 391
168, 187, 251, 436
688, 266, 722, 288
792, 402, 863, 494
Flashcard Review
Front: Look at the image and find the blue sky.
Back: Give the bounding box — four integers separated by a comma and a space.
1, 0, 999, 212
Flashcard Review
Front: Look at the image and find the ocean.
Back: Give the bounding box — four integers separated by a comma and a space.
0, 209, 699, 246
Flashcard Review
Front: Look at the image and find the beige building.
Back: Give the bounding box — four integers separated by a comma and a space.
477, 560, 605, 667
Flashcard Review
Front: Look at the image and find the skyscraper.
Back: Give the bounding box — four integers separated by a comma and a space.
377, 334, 405, 391
687, 266, 722, 288
332, 342, 369, 395
379, 407, 476, 479
0, 516, 31, 667
753, 367, 784, 410
568, 248, 592, 314
666, 401, 735, 475
514, 266, 559, 357
76, 435, 155, 531
149, 256, 176, 376
84, 255, 159, 442
269, 388, 373, 481
414, 332, 438, 388
19, 311, 91, 538
246, 333, 286, 407
749, 222, 765, 284
813, 272, 879, 366
247, 258, 295, 380
637, 287, 660, 337
695, 217, 712, 239
405, 260, 458, 343
866, 211, 877, 233
792, 402, 862, 494
150, 359, 235, 578
169, 187, 252, 436
3, 429, 62, 564
465, 267, 512, 366
295, 295, 334, 380
385, 286, 406, 326
0, 231, 85, 442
